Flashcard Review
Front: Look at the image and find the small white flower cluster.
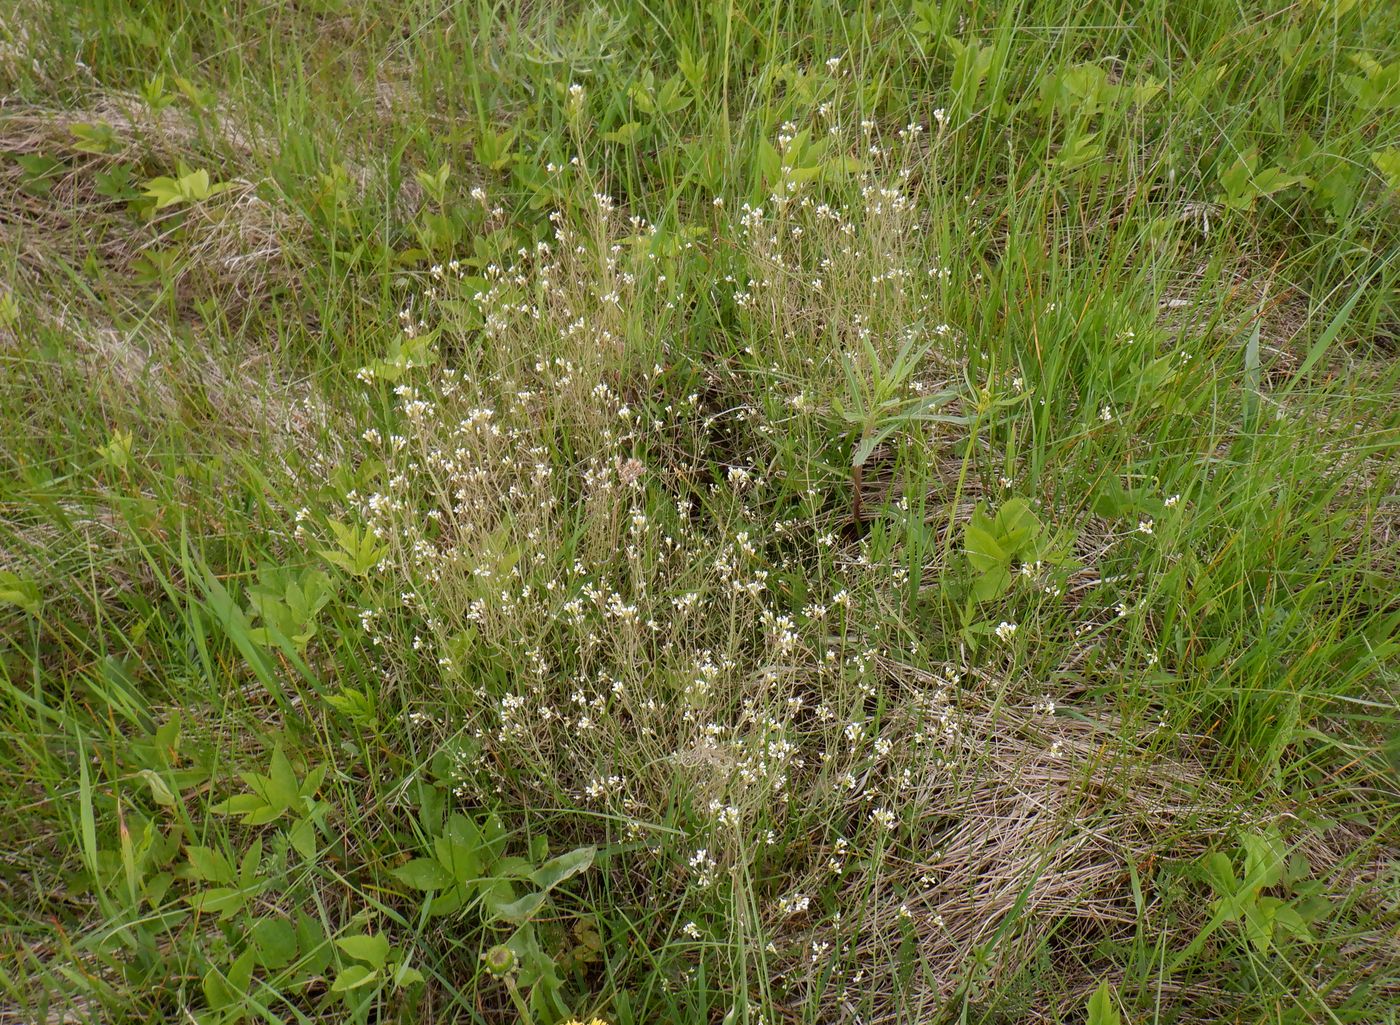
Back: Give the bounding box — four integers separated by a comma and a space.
318, 142, 1053, 978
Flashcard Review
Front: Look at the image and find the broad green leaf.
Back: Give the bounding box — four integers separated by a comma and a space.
265, 747, 302, 810
1272, 903, 1312, 940
251, 918, 298, 969
187, 886, 249, 917
993, 498, 1033, 534
0, 571, 42, 614
480, 813, 509, 863
185, 846, 235, 884
477, 876, 518, 912
1132, 75, 1164, 106
296, 912, 333, 974
1240, 830, 1286, 891
1371, 148, 1400, 190
1250, 165, 1305, 197
443, 812, 482, 849
70, 122, 119, 154
489, 889, 548, 923
393, 857, 453, 890
1243, 899, 1277, 952
529, 845, 596, 891
602, 121, 642, 144
433, 834, 482, 883
394, 963, 426, 988
143, 176, 183, 208
425, 884, 467, 917
288, 817, 318, 862
493, 855, 535, 878
202, 950, 254, 1011
970, 567, 1012, 602
964, 524, 1008, 573
1201, 851, 1238, 897
238, 838, 263, 887
1054, 131, 1103, 171
16, 154, 64, 197
1086, 981, 1121, 1025
139, 769, 177, 807
211, 792, 267, 817
203, 965, 236, 1010
336, 933, 391, 969
331, 963, 379, 992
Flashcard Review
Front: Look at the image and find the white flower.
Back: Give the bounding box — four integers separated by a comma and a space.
777, 893, 811, 917
1138, 518, 1154, 535
994, 621, 1017, 642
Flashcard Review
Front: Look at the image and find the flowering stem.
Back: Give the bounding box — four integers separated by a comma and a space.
504, 977, 534, 1025
851, 463, 864, 526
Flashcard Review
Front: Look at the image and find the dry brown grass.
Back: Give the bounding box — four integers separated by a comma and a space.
1, 95, 300, 321
754, 656, 1400, 1024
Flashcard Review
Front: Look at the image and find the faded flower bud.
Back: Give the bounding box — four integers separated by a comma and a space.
482, 944, 516, 977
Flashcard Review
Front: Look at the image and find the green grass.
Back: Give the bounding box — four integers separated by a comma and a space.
2, 1, 1399, 1023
